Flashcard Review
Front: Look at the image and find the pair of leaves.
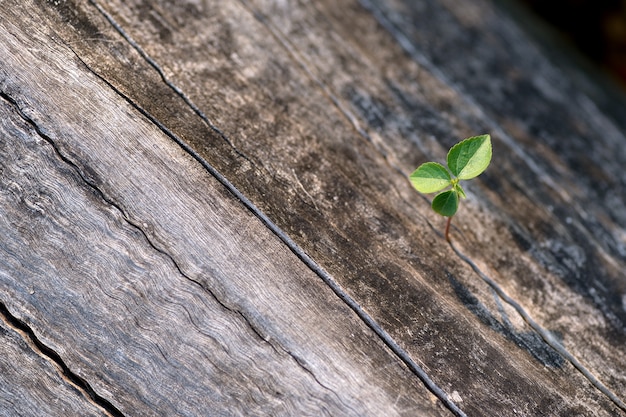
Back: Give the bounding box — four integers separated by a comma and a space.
409, 134, 491, 217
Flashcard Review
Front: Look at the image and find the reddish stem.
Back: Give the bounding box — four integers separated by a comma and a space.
444, 216, 453, 242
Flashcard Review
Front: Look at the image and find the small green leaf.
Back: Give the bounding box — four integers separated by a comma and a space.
432, 190, 459, 217
409, 162, 452, 194
447, 134, 492, 180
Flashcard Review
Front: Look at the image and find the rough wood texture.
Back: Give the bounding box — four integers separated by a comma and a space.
0, 17, 443, 417
0, 0, 625, 416
0, 317, 108, 416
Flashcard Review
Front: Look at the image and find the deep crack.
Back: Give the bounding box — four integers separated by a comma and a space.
0, 299, 126, 417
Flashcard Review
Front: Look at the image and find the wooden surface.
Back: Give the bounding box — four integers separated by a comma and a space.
0, 316, 108, 417
0, 0, 625, 416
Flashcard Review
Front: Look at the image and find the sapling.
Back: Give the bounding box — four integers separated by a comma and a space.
409, 134, 492, 242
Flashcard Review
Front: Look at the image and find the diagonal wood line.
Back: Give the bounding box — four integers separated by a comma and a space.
87, 1, 466, 415
450, 240, 626, 413
86, 0, 256, 168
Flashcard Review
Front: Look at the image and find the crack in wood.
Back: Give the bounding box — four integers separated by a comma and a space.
0, 299, 126, 417
277, 345, 362, 415
449, 239, 626, 413
1, 89, 353, 404
86, 0, 257, 169
227, 306, 357, 407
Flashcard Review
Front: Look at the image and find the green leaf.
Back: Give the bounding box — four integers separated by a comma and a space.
409, 162, 452, 194
432, 190, 459, 217
447, 134, 492, 180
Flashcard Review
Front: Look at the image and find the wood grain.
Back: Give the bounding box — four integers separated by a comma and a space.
1, 0, 625, 415
0, 8, 447, 417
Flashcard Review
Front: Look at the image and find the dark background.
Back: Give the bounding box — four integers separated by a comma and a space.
519, 0, 626, 86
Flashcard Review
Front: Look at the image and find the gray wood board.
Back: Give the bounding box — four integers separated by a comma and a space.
0, 6, 447, 417
1, 0, 625, 415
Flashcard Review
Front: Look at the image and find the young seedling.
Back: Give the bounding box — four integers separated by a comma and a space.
409, 134, 492, 242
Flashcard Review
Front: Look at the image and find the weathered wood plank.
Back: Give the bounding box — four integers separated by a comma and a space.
31, 0, 626, 415
0, 316, 108, 416
2, 0, 625, 416
0, 11, 449, 417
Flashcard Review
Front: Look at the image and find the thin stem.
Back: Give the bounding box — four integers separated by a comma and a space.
444, 216, 453, 242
